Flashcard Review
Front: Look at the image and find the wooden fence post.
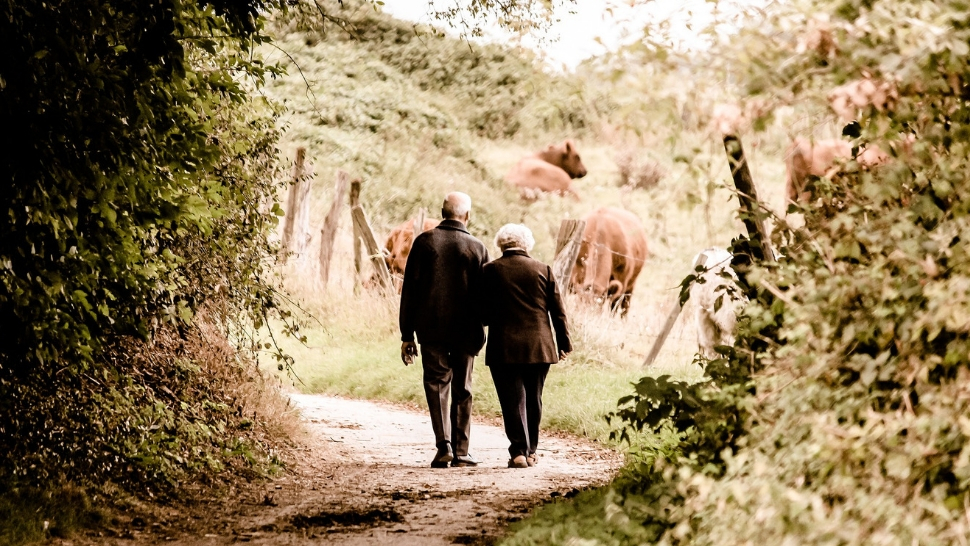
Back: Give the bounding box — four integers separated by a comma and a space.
642, 298, 685, 367
642, 251, 718, 367
723, 134, 774, 262
552, 219, 585, 286
318, 170, 350, 290
644, 135, 773, 367
350, 204, 393, 291
349, 178, 362, 292
281, 147, 313, 264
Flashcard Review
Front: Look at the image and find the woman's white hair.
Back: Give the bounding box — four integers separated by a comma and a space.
494, 223, 535, 252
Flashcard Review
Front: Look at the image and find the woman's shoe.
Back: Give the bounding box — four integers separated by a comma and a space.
526, 454, 537, 467
508, 455, 529, 468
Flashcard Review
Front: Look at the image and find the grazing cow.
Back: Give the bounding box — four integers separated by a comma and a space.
569, 207, 648, 316
382, 218, 441, 290
505, 140, 587, 200
689, 248, 745, 359
784, 137, 888, 204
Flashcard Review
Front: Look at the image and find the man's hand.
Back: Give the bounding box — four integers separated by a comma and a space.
401, 342, 418, 366
559, 350, 570, 362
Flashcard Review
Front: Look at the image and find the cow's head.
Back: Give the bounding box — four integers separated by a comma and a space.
559, 139, 587, 179
570, 242, 622, 311
382, 240, 406, 276
569, 240, 622, 305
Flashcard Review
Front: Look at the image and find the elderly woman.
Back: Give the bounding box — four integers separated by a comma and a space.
481, 223, 572, 468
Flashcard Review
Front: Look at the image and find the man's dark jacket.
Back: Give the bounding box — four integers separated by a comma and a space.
399, 219, 489, 355
481, 249, 572, 366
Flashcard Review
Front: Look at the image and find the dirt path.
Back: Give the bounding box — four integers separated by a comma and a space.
64, 394, 620, 545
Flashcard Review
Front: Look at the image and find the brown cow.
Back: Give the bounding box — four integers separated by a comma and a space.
505, 140, 588, 200
382, 218, 441, 290
569, 207, 648, 316
784, 137, 888, 204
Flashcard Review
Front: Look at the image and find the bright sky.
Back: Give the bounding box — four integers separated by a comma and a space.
380, 0, 745, 70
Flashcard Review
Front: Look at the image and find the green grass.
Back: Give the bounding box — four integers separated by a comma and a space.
272, 285, 701, 444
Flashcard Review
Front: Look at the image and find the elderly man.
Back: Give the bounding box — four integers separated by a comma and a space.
399, 192, 488, 468
481, 223, 571, 468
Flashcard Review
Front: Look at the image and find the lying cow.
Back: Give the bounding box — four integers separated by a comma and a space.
784, 137, 888, 204
688, 248, 745, 359
382, 218, 441, 291
505, 140, 587, 201
570, 207, 648, 316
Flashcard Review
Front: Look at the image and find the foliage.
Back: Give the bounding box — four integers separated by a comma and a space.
508, 0, 970, 543
280, 0, 601, 141
425, 0, 567, 39
0, 0, 295, 539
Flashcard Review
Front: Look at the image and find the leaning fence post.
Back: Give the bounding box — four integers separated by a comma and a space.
281, 147, 313, 264
642, 252, 723, 367
641, 298, 685, 367
723, 134, 774, 262
552, 219, 585, 287
349, 178, 362, 292
318, 170, 349, 290
350, 204, 393, 291
644, 134, 774, 367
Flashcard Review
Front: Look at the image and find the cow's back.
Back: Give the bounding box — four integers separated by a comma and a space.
599, 208, 648, 289
572, 207, 648, 311
505, 157, 574, 198
504, 140, 586, 200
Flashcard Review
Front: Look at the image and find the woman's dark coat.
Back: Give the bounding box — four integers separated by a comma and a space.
481, 249, 572, 366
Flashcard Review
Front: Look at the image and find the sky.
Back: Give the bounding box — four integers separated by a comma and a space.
379, 0, 742, 70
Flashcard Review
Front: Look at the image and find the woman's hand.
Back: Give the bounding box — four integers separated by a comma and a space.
559, 350, 570, 362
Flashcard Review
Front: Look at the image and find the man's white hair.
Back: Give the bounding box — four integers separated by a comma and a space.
442, 191, 472, 219
495, 223, 535, 252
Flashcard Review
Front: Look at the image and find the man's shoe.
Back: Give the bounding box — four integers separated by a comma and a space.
508, 455, 529, 468
527, 454, 537, 467
451, 454, 479, 467
431, 449, 453, 469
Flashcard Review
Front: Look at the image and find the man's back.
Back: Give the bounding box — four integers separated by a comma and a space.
399, 219, 488, 354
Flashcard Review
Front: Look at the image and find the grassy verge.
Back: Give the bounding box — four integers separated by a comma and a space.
273, 270, 705, 446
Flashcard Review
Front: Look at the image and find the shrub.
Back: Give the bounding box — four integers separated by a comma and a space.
0, 1, 297, 540
615, 149, 665, 190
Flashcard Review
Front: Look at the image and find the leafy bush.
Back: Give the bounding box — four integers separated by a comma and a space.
0, 0, 297, 540
277, 0, 603, 141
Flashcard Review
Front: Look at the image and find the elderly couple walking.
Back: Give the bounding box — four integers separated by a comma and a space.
399, 191, 572, 469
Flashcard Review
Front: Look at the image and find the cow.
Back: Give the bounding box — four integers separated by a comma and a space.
381, 218, 441, 291
505, 140, 587, 201
689, 247, 745, 359
569, 207, 648, 316
784, 137, 888, 204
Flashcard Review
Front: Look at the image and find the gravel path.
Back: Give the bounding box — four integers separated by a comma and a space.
57, 394, 620, 545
